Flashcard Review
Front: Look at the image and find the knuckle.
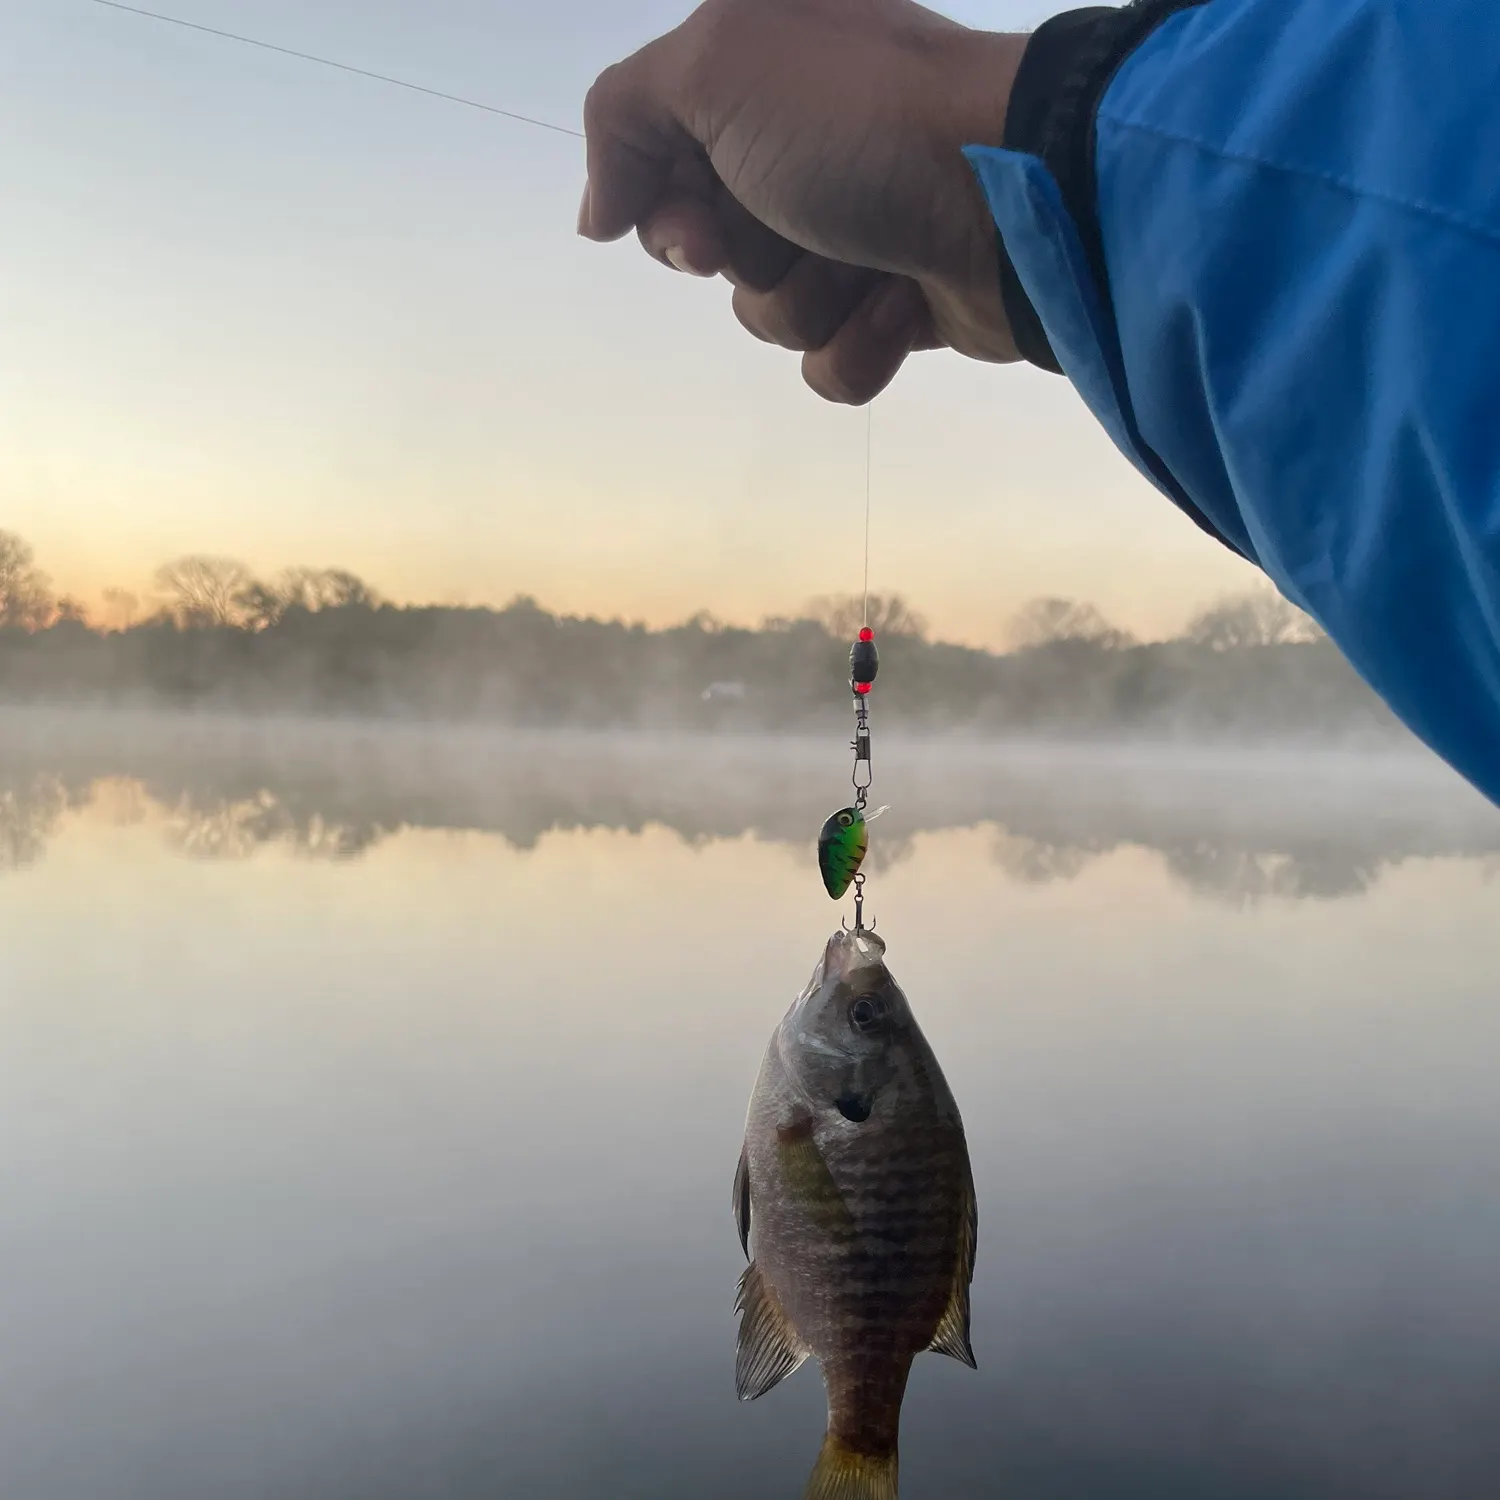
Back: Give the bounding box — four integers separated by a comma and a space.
732, 288, 776, 344
581, 65, 619, 132
737, 285, 825, 351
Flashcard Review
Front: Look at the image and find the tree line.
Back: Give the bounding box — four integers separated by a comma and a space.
0, 529, 1402, 739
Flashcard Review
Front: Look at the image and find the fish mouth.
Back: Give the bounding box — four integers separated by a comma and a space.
820, 927, 887, 987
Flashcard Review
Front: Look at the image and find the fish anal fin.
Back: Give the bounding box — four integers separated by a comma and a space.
733, 1143, 751, 1259
803, 1433, 898, 1500
927, 1157, 978, 1369
734, 1260, 808, 1401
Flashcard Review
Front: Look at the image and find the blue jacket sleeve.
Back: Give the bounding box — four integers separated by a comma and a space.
966, 0, 1500, 805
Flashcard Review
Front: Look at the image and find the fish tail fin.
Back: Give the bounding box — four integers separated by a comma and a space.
802, 1433, 899, 1500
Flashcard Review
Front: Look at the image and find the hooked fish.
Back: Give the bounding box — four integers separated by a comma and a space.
733, 929, 977, 1500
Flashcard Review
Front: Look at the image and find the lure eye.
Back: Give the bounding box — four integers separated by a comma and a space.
837, 812, 854, 828
849, 994, 888, 1036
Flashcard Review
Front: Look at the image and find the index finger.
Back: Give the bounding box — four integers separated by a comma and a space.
579, 38, 701, 243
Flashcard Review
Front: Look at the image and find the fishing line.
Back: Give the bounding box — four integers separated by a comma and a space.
83, 0, 586, 139
862, 403, 873, 629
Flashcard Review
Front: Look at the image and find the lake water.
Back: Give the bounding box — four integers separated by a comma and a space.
3, 711, 1500, 1500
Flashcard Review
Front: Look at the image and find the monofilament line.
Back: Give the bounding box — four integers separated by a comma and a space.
862, 403, 873, 628
85, 0, 586, 138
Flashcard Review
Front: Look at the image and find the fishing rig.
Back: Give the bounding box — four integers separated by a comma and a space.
816, 400, 885, 932
817, 627, 881, 930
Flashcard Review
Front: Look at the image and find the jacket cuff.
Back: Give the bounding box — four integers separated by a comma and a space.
997, 0, 1208, 374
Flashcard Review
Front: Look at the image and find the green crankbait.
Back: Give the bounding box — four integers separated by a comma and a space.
818, 805, 868, 899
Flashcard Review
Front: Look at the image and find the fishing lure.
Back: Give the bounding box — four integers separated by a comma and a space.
818, 805, 868, 899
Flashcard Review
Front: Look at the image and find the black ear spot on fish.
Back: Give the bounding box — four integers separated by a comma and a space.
835, 1095, 872, 1124
848, 993, 889, 1036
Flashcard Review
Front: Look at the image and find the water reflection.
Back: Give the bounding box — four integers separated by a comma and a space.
0, 770, 71, 870
1161, 841, 1387, 901
2, 709, 1497, 901
161, 790, 390, 862
4, 710, 1500, 1499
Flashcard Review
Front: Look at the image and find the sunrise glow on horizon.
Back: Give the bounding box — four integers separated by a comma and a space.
1, 0, 1259, 650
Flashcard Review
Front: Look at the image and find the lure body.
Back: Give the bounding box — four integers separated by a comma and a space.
818, 806, 868, 899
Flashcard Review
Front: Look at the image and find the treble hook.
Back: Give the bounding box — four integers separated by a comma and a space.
853, 872, 870, 932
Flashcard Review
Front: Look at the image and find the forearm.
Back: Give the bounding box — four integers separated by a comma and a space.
972, 0, 1500, 798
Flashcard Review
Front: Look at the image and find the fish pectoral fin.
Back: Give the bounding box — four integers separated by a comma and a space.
927, 1159, 978, 1369
732, 1143, 751, 1260
734, 1260, 809, 1401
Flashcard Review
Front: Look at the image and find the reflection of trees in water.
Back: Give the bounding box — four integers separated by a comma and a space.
1161, 842, 1385, 902
160, 789, 391, 862
0, 773, 68, 871
991, 829, 1407, 902
138, 788, 1484, 898
992, 830, 1110, 885
6, 720, 1500, 898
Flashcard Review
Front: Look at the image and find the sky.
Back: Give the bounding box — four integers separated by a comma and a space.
0, 0, 1259, 647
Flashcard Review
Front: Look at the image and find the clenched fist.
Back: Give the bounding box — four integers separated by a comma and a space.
578, 0, 1026, 403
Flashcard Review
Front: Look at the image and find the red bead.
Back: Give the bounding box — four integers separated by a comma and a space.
853, 681, 872, 695
858, 627, 874, 642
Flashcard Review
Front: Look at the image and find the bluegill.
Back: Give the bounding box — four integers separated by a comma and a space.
733, 929, 977, 1500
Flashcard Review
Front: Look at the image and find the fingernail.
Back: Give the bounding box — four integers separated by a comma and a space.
576, 184, 591, 237
664, 245, 712, 277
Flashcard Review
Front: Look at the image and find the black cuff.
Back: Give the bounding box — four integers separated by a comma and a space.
995, 0, 1246, 559
996, 0, 1208, 374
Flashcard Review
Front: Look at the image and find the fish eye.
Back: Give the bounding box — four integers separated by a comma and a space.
849, 993, 888, 1035
837, 812, 853, 827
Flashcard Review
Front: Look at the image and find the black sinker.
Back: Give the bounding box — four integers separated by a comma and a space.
835, 1095, 872, 1124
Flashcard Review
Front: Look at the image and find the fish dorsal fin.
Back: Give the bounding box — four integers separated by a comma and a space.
734, 1260, 809, 1401
927, 1156, 978, 1368
733, 1143, 751, 1259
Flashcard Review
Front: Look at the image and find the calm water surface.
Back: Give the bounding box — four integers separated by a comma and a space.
3, 713, 1500, 1499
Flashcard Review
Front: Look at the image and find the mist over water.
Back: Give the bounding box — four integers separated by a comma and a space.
4, 710, 1499, 1499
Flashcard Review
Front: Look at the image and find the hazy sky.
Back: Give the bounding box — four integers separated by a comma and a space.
0, 1, 1258, 645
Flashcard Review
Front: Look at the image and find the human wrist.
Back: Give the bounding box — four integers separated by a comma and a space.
918, 28, 1029, 363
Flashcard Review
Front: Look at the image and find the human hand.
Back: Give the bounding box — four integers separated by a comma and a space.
578, 0, 1026, 404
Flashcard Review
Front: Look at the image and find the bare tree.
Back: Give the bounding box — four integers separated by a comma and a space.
237, 579, 286, 631
1186, 588, 1322, 650
808, 593, 928, 639
1007, 596, 1135, 650
154, 556, 254, 627
0, 530, 54, 629
241, 566, 382, 629
100, 587, 140, 631
276, 566, 380, 612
